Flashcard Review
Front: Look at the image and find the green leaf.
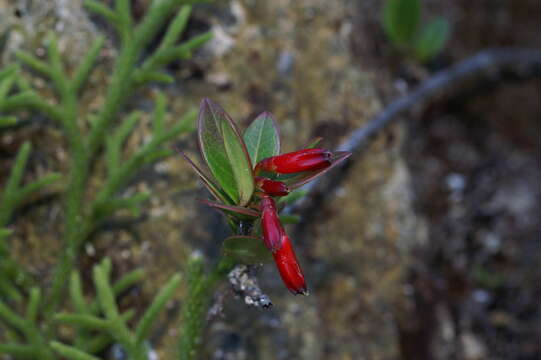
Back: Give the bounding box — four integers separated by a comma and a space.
177, 150, 232, 204
243, 112, 280, 165
414, 18, 451, 62
223, 236, 272, 264
0, 228, 13, 240
135, 273, 181, 342
53, 313, 109, 330
50, 341, 101, 360
221, 118, 254, 206
383, 0, 420, 46
0, 343, 36, 358
0, 116, 17, 128
198, 99, 254, 205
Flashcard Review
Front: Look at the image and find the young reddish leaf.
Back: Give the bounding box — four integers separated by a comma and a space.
175, 149, 233, 204
280, 151, 352, 189
223, 236, 273, 264
243, 112, 280, 165
198, 199, 260, 219
198, 98, 254, 205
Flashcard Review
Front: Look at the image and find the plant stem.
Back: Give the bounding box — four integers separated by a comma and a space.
45, 35, 139, 318
178, 256, 235, 360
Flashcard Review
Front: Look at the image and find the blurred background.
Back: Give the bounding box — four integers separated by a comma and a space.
1, 0, 541, 359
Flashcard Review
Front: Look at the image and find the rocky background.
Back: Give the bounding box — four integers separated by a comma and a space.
1, 0, 540, 359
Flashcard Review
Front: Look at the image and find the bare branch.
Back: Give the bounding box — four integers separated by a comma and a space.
287, 48, 541, 217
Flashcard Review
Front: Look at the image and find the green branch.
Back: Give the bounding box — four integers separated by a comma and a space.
178, 256, 235, 359
1, 1, 219, 358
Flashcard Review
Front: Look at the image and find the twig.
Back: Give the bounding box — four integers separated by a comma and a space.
287, 48, 541, 220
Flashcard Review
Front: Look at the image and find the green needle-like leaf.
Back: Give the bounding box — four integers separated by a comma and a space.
25, 287, 41, 323
0, 228, 13, 239
112, 268, 144, 294
50, 341, 101, 360
84, 0, 118, 25
0, 116, 17, 128
72, 35, 105, 92
70, 271, 88, 314
5, 141, 31, 193
15, 51, 52, 78
54, 313, 109, 330
0, 343, 36, 358
135, 273, 181, 343
0, 64, 17, 82
243, 111, 280, 165
0, 73, 16, 100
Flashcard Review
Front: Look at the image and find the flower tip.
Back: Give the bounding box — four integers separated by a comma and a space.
295, 288, 309, 296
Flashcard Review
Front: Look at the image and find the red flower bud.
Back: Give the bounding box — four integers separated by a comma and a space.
260, 195, 308, 295
260, 196, 283, 252
273, 233, 308, 295
255, 177, 289, 197
255, 148, 332, 174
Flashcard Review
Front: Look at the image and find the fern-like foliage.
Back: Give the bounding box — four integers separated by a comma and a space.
0, 0, 212, 358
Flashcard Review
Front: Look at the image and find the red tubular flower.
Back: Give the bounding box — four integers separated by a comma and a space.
260, 195, 308, 295
273, 233, 308, 295
260, 196, 283, 252
255, 177, 289, 197
255, 148, 332, 174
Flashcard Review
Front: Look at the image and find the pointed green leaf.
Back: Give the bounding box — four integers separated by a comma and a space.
135, 273, 181, 342
198, 99, 254, 205
0, 228, 13, 240
50, 341, 101, 360
0, 116, 17, 128
221, 119, 254, 205
414, 18, 451, 62
223, 236, 272, 264
383, 0, 420, 46
243, 112, 280, 165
